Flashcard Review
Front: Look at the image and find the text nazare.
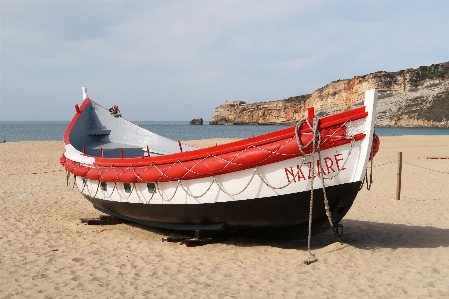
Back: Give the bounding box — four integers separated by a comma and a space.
284, 153, 346, 183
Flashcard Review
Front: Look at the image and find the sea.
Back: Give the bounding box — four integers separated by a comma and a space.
1, 121, 449, 142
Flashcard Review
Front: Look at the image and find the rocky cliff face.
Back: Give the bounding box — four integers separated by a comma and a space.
209, 62, 449, 127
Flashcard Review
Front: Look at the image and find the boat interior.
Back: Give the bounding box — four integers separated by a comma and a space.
68, 100, 197, 158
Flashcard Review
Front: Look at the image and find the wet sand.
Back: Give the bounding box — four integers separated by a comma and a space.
1, 136, 448, 298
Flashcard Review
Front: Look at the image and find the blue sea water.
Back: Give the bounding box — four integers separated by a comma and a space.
374, 127, 449, 136
0, 121, 448, 142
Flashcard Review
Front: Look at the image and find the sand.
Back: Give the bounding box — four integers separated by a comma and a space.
1, 136, 448, 298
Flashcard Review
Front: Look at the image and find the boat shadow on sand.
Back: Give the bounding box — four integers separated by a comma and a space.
331, 219, 449, 250
123, 219, 449, 250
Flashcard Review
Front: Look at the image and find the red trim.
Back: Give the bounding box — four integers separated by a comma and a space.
308, 107, 314, 126
318, 108, 367, 129
63, 98, 91, 145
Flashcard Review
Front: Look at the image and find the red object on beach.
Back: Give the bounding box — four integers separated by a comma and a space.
370, 133, 380, 160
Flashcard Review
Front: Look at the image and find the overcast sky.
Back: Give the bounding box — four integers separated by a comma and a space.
1, 1, 448, 121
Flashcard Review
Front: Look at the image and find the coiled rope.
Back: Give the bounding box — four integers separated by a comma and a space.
295, 116, 358, 265
295, 117, 330, 264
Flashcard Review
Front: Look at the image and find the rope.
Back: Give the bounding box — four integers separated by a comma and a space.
402, 161, 449, 175
7, 169, 64, 176
303, 118, 318, 265
135, 184, 157, 204
155, 180, 180, 203
114, 182, 136, 201
295, 116, 335, 265
364, 148, 374, 191
372, 160, 397, 167
295, 117, 359, 265
371, 159, 449, 174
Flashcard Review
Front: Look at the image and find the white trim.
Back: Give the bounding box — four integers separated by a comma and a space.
64, 144, 95, 165
75, 141, 362, 205
351, 89, 378, 182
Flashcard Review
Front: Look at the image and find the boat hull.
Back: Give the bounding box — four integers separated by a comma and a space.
82, 180, 361, 235
62, 88, 379, 238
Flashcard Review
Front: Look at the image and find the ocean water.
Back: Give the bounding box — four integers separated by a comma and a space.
374, 127, 449, 136
0, 121, 290, 142
0, 121, 448, 142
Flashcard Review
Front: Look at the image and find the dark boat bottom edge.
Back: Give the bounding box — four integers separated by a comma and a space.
84, 181, 362, 239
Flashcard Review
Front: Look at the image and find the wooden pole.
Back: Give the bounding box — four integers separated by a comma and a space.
396, 152, 402, 200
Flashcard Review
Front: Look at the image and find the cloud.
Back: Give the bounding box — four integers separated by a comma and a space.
1, 1, 448, 121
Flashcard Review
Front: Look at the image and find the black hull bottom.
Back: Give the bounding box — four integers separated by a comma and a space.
83, 181, 362, 238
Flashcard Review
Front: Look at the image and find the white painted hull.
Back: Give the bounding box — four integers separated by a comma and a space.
73, 139, 362, 205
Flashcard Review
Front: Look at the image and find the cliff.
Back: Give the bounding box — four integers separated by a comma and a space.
209, 62, 449, 127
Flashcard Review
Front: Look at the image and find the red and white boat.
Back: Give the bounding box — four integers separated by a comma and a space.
61, 87, 379, 238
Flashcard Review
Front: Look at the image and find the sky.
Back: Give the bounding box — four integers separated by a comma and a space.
1, 0, 448, 121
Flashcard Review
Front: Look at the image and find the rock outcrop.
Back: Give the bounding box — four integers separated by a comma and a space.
209, 62, 449, 127
190, 118, 203, 125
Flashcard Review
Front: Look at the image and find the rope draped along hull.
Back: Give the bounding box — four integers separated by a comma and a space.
61, 88, 379, 235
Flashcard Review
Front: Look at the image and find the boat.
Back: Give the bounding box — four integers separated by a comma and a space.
60, 87, 379, 240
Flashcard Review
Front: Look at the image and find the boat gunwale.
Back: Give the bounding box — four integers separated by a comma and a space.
64, 98, 368, 167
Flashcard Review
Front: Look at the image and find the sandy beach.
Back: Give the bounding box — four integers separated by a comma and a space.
1, 136, 448, 298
